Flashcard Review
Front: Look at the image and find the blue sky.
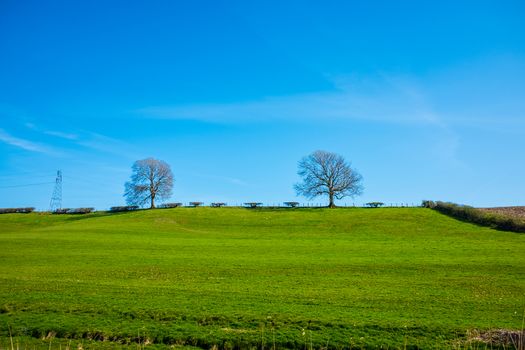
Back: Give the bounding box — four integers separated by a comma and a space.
1, 0, 524, 209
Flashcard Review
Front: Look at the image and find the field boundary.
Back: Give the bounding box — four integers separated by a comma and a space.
423, 201, 525, 233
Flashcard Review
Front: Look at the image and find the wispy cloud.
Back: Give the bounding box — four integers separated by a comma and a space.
24, 122, 78, 140
23, 121, 135, 158
75, 132, 138, 159
136, 75, 445, 126
0, 128, 56, 154
44, 130, 78, 140
137, 74, 468, 167
227, 177, 248, 186
181, 171, 249, 187
137, 54, 525, 132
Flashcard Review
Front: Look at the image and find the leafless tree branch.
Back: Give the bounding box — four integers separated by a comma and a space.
294, 150, 363, 208
124, 158, 174, 209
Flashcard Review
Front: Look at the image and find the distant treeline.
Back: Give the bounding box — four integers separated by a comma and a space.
0, 202, 424, 215
0, 207, 96, 215
0, 207, 35, 214
53, 208, 95, 214
423, 200, 525, 233
109, 205, 139, 212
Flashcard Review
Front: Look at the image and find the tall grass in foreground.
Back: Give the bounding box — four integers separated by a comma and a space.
1, 327, 524, 349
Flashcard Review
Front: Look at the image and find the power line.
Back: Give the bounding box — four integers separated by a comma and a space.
0, 171, 55, 178
0, 182, 55, 189
0, 175, 56, 181
62, 175, 111, 187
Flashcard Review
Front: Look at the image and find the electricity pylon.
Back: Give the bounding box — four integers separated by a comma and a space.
49, 170, 62, 212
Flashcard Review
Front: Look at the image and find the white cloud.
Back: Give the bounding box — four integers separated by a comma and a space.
75, 132, 137, 159
0, 128, 56, 154
23, 122, 79, 140
141, 72, 464, 128
137, 55, 525, 132
227, 177, 248, 186
179, 171, 249, 187
137, 74, 469, 168
44, 130, 78, 140
136, 78, 442, 126
21, 121, 132, 157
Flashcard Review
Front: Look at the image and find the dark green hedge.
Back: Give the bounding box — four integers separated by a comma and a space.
109, 205, 139, 212
422, 200, 525, 233
0, 207, 35, 214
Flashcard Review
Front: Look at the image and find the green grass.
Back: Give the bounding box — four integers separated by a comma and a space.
0, 208, 524, 349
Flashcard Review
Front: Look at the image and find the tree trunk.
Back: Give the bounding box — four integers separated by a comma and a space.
149, 168, 156, 209
328, 192, 336, 208
150, 194, 156, 209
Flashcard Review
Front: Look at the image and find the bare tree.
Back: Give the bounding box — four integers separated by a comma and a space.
294, 150, 363, 208
124, 158, 173, 209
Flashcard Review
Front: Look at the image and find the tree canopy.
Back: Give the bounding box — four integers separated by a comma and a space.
124, 158, 173, 209
295, 150, 363, 208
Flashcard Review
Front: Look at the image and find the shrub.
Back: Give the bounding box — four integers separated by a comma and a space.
426, 201, 525, 233
421, 200, 436, 208
53, 208, 95, 214
244, 202, 262, 208
158, 203, 182, 208
211, 203, 226, 207
0, 207, 35, 214
68, 208, 95, 214
365, 202, 384, 208
109, 206, 139, 212
283, 202, 300, 208
189, 202, 203, 207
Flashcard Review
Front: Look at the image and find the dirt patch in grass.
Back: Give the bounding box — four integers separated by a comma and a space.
478, 206, 525, 220
467, 329, 524, 348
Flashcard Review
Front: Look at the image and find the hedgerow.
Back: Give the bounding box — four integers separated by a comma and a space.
158, 203, 182, 208
0, 207, 35, 214
423, 200, 525, 233
109, 206, 139, 212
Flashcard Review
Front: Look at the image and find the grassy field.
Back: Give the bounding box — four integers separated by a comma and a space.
0, 208, 524, 349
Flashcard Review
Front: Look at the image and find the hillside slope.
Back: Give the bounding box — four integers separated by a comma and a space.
0, 208, 524, 349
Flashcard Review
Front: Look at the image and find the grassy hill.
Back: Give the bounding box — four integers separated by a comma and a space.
0, 208, 524, 349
